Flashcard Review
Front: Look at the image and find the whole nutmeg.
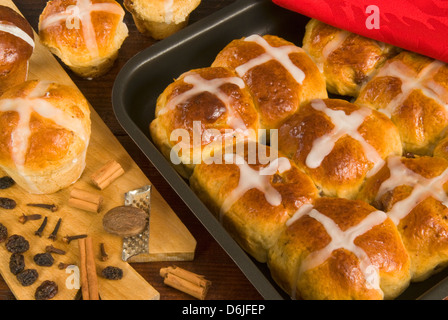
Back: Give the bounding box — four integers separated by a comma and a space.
102, 206, 148, 237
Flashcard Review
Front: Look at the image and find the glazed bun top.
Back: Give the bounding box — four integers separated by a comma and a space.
277, 98, 402, 199
355, 51, 448, 155
39, 0, 127, 65
212, 34, 328, 130
123, 0, 201, 25
302, 19, 399, 97
0, 80, 91, 172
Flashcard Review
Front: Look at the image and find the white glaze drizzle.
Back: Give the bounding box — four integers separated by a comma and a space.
375, 156, 448, 225
159, 73, 248, 131
305, 99, 384, 177
164, 0, 174, 23
39, 0, 124, 57
373, 59, 447, 117
219, 154, 291, 221
0, 82, 88, 168
235, 34, 306, 85
312, 30, 351, 72
286, 203, 386, 298
0, 22, 34, 48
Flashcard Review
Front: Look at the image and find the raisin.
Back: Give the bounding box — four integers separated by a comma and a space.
35, 280, 58, 300
0, 176, 14, 189
0, 223, 7, 242
33, 252, 54, 267
6, 235, 29, 254
16, 269, 38, 286
101, 266, 123, 280
9, 253, 25, 275
0, 197, 16, 209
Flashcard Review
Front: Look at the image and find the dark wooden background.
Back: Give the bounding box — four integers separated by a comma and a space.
0, 0, 265, 300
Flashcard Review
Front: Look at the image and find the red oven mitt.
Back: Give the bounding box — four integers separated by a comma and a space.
272, 0, 448, 63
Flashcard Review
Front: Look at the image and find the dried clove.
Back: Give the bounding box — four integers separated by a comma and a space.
26, 203, 58, 212
45, 245, 66, 255
100, 243, 109, 261
58, 262, 75, 270
34, 217, 48, 237
63, 234, 87, 244
48, 218, 62, 241
18, 213, 42, 224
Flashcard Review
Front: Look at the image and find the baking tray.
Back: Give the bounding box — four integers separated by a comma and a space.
112, 0, 448, 300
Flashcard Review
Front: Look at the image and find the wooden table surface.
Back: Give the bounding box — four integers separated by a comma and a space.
0, 0, 264, 300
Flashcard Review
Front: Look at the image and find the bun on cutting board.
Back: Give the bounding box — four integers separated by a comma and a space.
212, 34, 328, 130
38, 0, 128, 78
124, 0, 201, 40
302, 19, 400, 97
0, 5, 34, 95
0, 80, 91, 194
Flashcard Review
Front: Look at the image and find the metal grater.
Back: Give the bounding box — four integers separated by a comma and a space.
121, 185, 151, 261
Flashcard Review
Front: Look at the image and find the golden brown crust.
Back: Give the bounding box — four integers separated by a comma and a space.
150, 67, 260, 178
267, 197, 410, 300
355, 51, 448, 155
38, 0, 128, 78
190, 141, 318, 262
277, 98, 402, 199
0, 5, 34, 94
0, 80, 91, 194
302, 19, 400, 97
123, 0, 200, 39
212, 35, 327, 130
358, 156, 448, 281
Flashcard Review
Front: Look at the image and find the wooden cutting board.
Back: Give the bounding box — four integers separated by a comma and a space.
0, 0, 196, 300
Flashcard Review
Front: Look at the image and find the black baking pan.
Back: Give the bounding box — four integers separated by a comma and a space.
112, 0, 448, 300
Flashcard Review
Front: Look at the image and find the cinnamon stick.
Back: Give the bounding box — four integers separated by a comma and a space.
160, 266, 211, 300
78, 238, 89, 300
78, 237, 99, 300
69, 188, 103, 213
90, 160, 124, 190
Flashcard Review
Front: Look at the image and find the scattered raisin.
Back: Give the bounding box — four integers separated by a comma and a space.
35, 280, 58, 300
33, 252, 54, 267
0, 197, 16, 209
0, 223, 7, 242
9, 253, 25, 275
101, 266, 123, 280
16, 269, 38, 287
0, 176, 15, 189
6, 235, 29, 254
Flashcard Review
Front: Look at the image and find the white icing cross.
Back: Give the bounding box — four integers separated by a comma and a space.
372, 59, 447, 117
286, 203, 387, 296
306, 99, 384, 177
0, 81, 88, 168
164, 0, 174, 23
39, 0, 124, 57
159, 73, 248, 131
0, 22, 34, 48
375, 156, 448, 225
235, 34, 306, 85
219, 154, 291, 220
